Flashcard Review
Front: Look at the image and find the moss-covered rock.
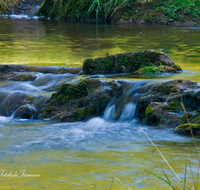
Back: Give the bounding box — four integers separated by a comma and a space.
145, 101, 188, 128
53, 78, 101, 104
82, 50, 182, 74
146, 102, 163, 125
39, 78, 122, 122
172, 113, 200, 135
135, 79, 200, 132
173, 123, 200, 135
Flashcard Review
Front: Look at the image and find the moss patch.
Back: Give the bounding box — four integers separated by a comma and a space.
178, 123, 200, 129
146, 104, 161, 125
73, 107, 95, 120
53, 78, 101, 104
168, 101, 179, 110
113, 0, 200, 25
173, 123, 200, 135
152, 83, 178, 96
135, 66, 159, 74
146, 105, 154, 118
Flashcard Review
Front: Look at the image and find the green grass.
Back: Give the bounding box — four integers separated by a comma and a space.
38, 0, 133, 20
37, 0, 200, 23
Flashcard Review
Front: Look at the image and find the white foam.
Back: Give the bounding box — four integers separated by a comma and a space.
1, 14, 40, 19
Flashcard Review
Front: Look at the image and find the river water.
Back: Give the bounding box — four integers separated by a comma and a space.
0, 16, 200, 189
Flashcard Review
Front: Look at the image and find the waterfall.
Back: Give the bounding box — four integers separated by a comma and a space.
119, 103, 136, 121
103, 104, 116, 121
103, 81, 147, 121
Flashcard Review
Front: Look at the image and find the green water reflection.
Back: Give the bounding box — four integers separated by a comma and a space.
0, 140, 198, 190
0, 18, 200, 70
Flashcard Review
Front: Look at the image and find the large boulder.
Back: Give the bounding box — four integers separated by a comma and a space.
134, 79, 200, 135
145, 102, 187, 127
39, 78, 122, 122
82, 50, 182, 74
135, 79, 199, 119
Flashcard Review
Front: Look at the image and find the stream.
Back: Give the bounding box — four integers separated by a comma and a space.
0, 16, 200, 189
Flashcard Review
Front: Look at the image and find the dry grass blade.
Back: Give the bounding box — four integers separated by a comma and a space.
110, 176, 132, 190
109, 176, 114, 190
179, 92, 200, 190
139, 127, 183, 185
188, 160, 196, 189
8, 184, 15, 190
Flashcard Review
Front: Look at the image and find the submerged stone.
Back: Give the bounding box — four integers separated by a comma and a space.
0, 91, 35, 116
9, 73, 37, 81
14, 104, 37, 119
82, 50, 182, 74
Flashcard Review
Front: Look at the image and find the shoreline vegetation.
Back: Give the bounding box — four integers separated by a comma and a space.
38, 0, 200, 26
0, 0, 200, 26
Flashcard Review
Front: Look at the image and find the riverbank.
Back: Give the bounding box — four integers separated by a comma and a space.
37, 0, 200, 26
1, 0, 200, 26
0, 0, 43, 15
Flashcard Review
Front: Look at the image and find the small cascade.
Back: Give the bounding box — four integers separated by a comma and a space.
0, 71, 79, 118
119, 103, 136, 121
103, 104, 116, 121
0, 91, 29, 116
103, 81, 148, 121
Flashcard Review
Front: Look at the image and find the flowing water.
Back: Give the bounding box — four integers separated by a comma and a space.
0, 16, 200, 189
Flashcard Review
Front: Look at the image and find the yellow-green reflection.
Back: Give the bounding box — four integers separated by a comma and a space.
0, 18, 200, 70
0, 140, 198, 189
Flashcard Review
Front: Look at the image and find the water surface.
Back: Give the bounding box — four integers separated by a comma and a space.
0, 16, 200, 189
0, 17, 200, 70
